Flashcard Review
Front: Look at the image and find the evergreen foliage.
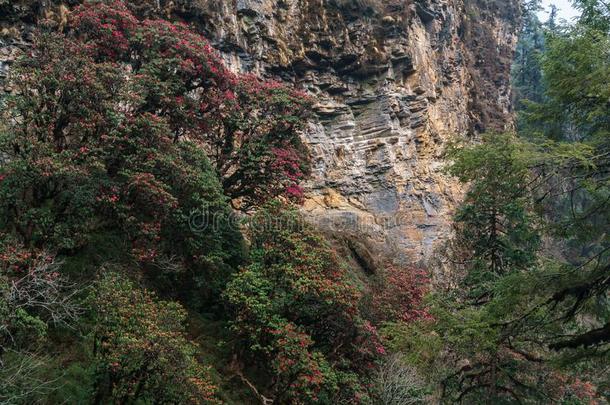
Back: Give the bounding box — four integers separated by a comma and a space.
224, 202, 384, 403
384, 2, 610, 401
1, 0, 609, 403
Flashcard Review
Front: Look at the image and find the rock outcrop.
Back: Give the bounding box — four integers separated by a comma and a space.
0, 0, 521, 264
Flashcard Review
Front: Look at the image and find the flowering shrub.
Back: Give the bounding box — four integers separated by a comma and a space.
0, 22, 247, 293
0, 1, 313, 401
212, 75, 311, 208
370, 265, 430, 324
224, 202, 383, 403
70, 0, 137, 61
90, 274, 220, 404
269, 322, 331, 404
70, 0, 311, 208
2, 0, 310, 267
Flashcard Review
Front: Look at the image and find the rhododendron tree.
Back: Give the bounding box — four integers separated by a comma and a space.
370, 265, 430, 324
224, 202, 384, 403
0, 32, 123, 251
1, 22, 247, 295
268, 322, 332, 404
70, 0, 138, 61
70, 0, 311, 208
0, 1, 322, 402
211, 75, 311, 207
90, 274, 220, 404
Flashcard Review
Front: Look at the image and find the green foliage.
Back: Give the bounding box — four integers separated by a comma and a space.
447, 133, 541, 301
224, 202, 384, 403
512, 0, 546, 116
574, 0, 610, 31
420, 126, 609, 401
0, 28, 244, 301
89, 273, 221, 404
517, 0, 610, 364
521, 0, 610, 142
392, 134, 606, 403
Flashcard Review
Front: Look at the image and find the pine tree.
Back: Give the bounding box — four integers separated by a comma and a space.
512, 0, 546, 111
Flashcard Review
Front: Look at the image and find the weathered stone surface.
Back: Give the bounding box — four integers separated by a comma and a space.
0, 0, 521, 265
181, 0, 520, 264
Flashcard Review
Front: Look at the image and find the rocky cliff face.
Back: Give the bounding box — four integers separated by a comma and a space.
192, 0, 521, 265
0, 0, 520, 265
